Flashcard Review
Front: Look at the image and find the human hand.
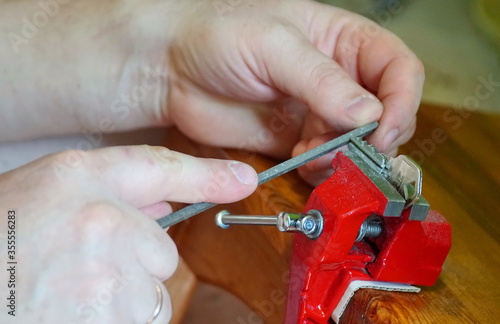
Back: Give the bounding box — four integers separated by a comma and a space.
0, 146, 257, 323
166, 0, 424, 185
1, 0, 423, 186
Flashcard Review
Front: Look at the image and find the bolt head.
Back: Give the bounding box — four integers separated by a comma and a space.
215, 210, 231, 229
301, 216, 316, 234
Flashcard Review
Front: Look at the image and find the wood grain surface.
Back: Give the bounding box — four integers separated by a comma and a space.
166, 104, 500, 323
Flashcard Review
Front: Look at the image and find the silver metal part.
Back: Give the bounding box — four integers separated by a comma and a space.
408, 196, 430, 221
346, 141, 406, 217
156, 122, 378, 229
355, 216, 383, 242
216, 210, 277, 229
216, 209, 324, 240
347, 138, 427, 219
350, 137, 388, 170
387, 156, 422, 207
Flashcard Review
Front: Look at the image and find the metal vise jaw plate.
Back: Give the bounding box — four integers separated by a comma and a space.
345, 147, 406, 217
346, 138, 429, 220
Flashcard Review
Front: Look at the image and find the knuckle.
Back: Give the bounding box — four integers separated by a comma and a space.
158, 239, 179, 279
75, 201, 125, 236
143, 145, 189, 198
260, 19, 303, 51
23, 150, 90, 188
47, 149, 90, 177
265, 20, 294, 38
147, 146, 185, 176
411, 56, 425, 81
51, 149, 90, 168
407, 118, 417, 138
309, 62, 342, 95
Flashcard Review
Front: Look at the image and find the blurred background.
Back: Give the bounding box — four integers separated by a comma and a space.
320, 0, 500, 112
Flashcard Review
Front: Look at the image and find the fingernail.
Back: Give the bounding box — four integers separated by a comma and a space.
382, 129, 399, 151
345, 95, 383, 124
229, 162, 256, 186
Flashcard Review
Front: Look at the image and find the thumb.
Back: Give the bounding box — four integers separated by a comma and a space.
261, 30, 383, 131
83, 145, 258, 208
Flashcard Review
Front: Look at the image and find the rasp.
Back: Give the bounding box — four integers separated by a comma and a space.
156, 122, 378, 228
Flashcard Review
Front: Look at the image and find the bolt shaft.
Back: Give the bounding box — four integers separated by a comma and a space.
217, 213, 278, 227
215, 210, 323, 240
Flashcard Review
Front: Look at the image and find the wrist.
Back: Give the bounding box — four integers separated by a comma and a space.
0, 0, 182, 142
123, 0, 191, 128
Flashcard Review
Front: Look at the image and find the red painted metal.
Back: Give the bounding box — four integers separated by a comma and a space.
285, 152, 452, 323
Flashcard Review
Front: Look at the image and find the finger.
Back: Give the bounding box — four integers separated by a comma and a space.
139, 202, 173, 220
292, 133, 346, 187
340, 20, 423, 152
300, 111, 336, 140
72, 201, 178, 281
127, 276, 172, 324
154, 280, 172, 324
305, 2, 424, 152
368, 114, 416, 154
367, 54, 423, 152
129, 217, 179, 281
80, 146, 258, 208
386, 147, 399, 158
294, 120, 414, 187
84, 204, 178, 285
292, 133, 344, 172
298, 166, 335, 188
170, 82, 306, 159
386, 117, 417, 153
258, 25, 383, 132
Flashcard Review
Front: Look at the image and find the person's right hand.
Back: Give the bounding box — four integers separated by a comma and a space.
0, 145, 257, 324
166, 0, 424, 186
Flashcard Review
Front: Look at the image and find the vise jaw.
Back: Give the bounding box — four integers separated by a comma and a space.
285, 138, 452, 323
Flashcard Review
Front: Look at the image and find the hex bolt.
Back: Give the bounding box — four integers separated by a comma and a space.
215, 209, 324, 240
300, 215, 318, 235
216, 210, 277, 229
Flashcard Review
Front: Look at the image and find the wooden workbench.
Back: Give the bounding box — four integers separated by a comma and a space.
166, 104, 500, 323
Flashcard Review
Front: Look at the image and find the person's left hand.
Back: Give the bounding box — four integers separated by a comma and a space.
0, 145, 258, 323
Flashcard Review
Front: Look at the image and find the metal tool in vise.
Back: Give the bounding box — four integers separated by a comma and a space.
154, 122, 451, 323
213, 131, 452, 323
156, 122, 378, 228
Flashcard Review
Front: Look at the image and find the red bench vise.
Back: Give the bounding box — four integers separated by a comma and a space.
284, 138, 452, 323
215, 136, 452, 323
